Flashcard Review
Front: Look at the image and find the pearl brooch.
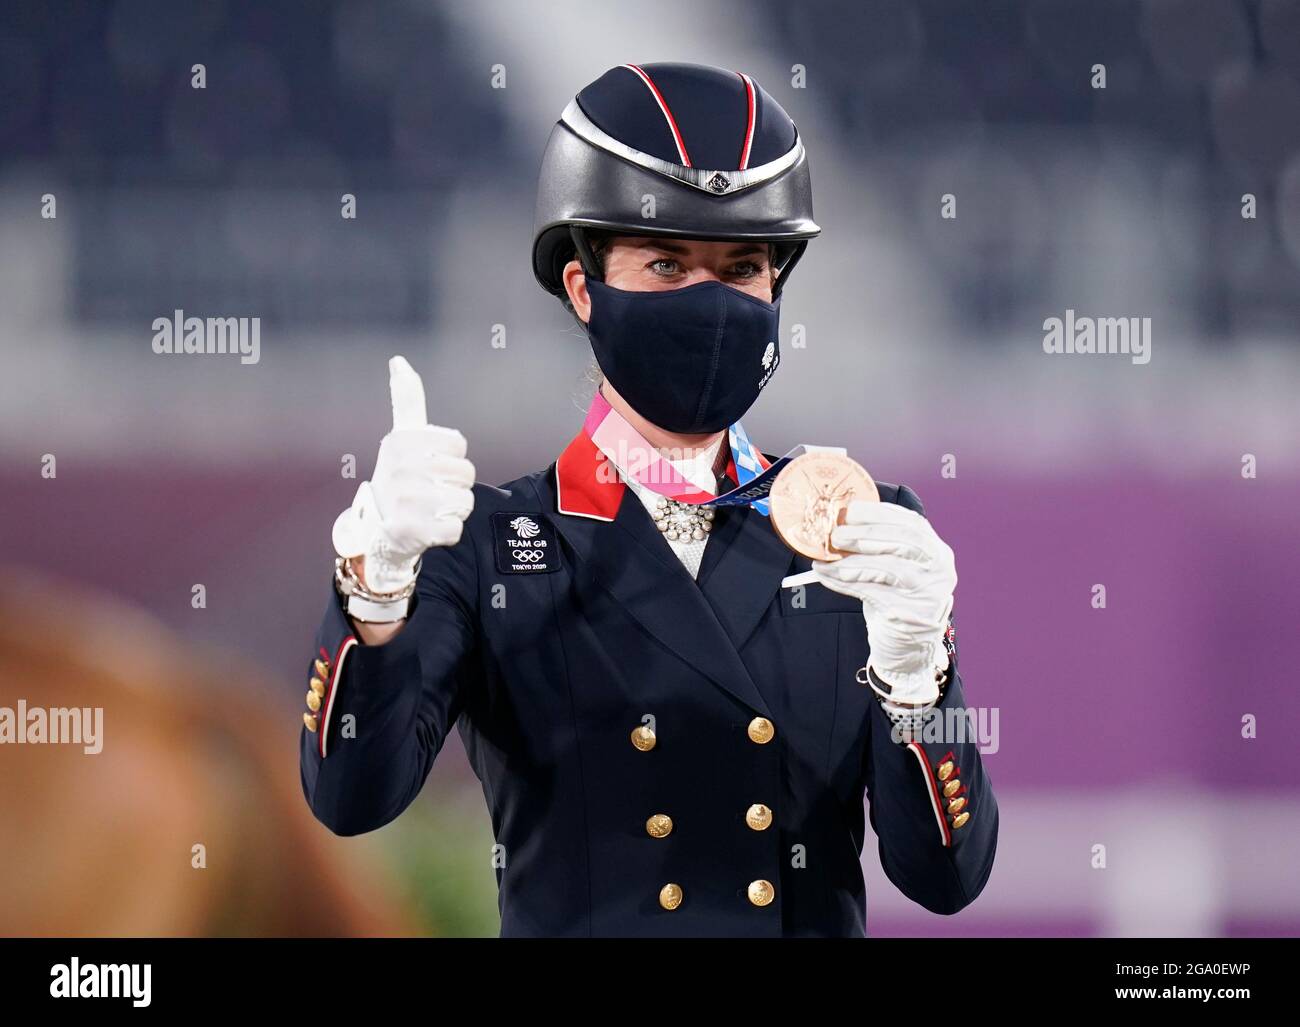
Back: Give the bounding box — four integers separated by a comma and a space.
652, 496, 716, 542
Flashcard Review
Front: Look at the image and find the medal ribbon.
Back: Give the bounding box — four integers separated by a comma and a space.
583, 390, 786, 515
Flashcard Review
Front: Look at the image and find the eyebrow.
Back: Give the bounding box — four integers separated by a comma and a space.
635, 240, 769, 259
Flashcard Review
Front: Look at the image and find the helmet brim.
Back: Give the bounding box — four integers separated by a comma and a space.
532, 123, 820, 297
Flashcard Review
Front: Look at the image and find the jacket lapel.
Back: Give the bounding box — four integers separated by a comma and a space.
696, 499, 796, 653
539, 432, 780, 718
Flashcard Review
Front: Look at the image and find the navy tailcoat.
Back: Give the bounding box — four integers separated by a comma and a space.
300, 429, 998, 936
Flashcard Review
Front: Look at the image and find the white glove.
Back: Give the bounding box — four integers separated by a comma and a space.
332, 356, 476, 593
810, 500, 956, 705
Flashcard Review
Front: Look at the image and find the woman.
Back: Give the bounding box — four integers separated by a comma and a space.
300, 62, 997, 937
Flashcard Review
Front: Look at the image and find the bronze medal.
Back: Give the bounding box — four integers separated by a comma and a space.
769, 452, 879, 561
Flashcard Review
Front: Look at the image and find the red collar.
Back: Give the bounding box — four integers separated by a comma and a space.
553, 430, 763, 522
554, 431, 622, 521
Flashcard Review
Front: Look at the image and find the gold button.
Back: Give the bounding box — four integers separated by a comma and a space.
659, 883, 683, 910
631, 725, 657, 752
306, 690, 322, 712
645, 814, 673, 838
747, 879, 775, 907
745, 804, 773, 831
309, 676, 326, 697
314, 658, 330, 680
303, 712, 318, 733
937, 760, 955, 781
947, 796, 967, 815
747, 717, 775, 744
943, 779, 962, 798
952, 811, 970, 830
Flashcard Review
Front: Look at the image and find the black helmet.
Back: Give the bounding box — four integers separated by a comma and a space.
532, 62, 820, 300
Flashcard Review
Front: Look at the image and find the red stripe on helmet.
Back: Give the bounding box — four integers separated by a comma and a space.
622, 63, 692, 167
737, 72, 756, 170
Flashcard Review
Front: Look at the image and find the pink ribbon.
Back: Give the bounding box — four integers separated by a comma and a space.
583, 390, 721, 504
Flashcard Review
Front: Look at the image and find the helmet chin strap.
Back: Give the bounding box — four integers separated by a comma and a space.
569, 226, 605, 283
770, 241, 807, 300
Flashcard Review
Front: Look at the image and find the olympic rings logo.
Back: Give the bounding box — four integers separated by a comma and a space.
512, 548, 545, 562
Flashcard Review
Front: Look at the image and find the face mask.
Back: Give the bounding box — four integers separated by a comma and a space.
585, 278, 781, 434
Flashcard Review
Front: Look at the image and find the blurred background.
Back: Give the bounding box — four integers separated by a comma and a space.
1, 0, 1298, 937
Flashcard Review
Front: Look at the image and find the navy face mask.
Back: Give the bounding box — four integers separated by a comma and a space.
584, 278, 782, 435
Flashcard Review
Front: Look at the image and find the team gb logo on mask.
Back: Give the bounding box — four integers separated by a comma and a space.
759, 341, 778, 388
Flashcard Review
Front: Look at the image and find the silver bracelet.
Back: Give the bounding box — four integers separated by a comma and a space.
334, 557, 420, 622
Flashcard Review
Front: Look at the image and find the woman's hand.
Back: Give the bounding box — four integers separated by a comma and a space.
810, 500, 956, 705
332, 356, 476, 595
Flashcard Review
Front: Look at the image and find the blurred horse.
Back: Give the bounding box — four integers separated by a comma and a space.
0, 574, 415, 936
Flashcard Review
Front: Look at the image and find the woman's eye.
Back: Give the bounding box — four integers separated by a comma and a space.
729, 261, 763, 278
649, 259, 681, 275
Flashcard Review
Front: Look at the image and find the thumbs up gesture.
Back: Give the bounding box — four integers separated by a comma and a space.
332, 356, 476, 593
